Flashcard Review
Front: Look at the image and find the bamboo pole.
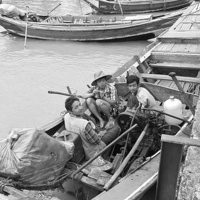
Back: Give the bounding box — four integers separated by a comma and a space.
104, 123, 150, 190
24, 6, 29, 49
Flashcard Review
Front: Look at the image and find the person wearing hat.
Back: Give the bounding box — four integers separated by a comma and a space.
86, 70, 118, 129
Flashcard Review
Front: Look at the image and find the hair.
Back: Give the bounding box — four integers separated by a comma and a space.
65, 96, 79, 111
126, 75, 140, 85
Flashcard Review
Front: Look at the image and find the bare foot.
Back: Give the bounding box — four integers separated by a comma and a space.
99, 119, 105, 129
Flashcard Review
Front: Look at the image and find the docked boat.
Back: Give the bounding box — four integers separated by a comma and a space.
0, 80, 195, 200
0, 2, 200, 200
84, 0, 193, 14
0, 8, 185, 41
93, 2, 200, 199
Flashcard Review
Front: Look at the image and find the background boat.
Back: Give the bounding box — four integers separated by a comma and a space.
84, 0, 193, 14
0, 8, 184, 41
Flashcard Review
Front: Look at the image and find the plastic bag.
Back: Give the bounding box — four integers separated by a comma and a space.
0, 128, 72, 185
0, 4, 25, 18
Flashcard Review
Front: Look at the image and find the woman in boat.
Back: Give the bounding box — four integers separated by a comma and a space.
64, 96, 120, 160
126, 74, 156, 112
84, 70, 118, 129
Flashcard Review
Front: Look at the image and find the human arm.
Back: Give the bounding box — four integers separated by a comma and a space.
84, 123, 101, 145
101, 85, 117, 105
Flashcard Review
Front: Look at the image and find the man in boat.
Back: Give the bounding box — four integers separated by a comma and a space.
83, 70, 118, 129
126, 74, 156, 112
64, 96, 120, 160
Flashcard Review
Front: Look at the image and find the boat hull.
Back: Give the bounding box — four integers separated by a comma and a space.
0, 10, 183, 41
97, 0, 192, 14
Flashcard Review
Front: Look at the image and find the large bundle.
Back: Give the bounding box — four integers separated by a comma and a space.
0, 128, 74, 185
0, 4, 25, 18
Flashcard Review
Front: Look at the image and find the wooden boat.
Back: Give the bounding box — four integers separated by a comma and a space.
0, 8, 185, 41
84, 0, 193, 14
0, 79, 196, 200
1, 2, 200, 200
92, 2, 200, 199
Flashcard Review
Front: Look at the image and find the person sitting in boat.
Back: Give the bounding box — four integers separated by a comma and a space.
126, 74, 156, 112
64, 96, 120, 160
83, 70, 118, 129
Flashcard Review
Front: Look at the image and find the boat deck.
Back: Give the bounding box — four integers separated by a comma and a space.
148, 1, 200, 96
95, 2, 200, 200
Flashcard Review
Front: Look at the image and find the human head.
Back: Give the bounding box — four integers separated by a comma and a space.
126, 75, 140, 95
65, 96, 83, 116
91, 71, 112, 88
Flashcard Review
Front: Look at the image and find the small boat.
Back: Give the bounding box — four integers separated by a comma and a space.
0, 79, 195, 200
0, 2, 200, 200
84, 0, 193, 14
0, 8, 185, 41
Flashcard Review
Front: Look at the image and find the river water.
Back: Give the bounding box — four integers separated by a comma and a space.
0, 0, 150, 140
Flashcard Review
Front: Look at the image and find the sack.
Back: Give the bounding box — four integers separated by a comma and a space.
0, 128, 72, 185
0, 4, 25, 18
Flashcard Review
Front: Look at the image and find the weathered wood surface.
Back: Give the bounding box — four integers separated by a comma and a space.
0, 9, 183, 41
177, 96, 200, 200
92, 154, 160, 200
94, 0, 192, 14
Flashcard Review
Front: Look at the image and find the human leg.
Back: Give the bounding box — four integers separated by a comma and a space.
96, 99, 111, 121
101, 124, 121, 145
86, 98, 104, 128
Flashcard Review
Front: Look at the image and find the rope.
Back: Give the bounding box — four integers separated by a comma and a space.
12, 170, 73, 190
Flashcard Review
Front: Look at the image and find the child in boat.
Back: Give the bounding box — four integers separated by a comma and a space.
126, 74, 156, 112
83, 70, 118, 129
64, 96, 120, 160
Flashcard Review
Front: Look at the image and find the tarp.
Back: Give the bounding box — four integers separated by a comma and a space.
0, 4, 25, 18
0, 128, 74, 185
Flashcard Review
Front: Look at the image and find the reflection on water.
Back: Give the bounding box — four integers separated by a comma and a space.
0, 0, 150, 142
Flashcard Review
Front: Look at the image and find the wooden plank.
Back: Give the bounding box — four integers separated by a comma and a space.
188, 44, 198, 53
111, 41, 160, 81
170, 43, 180, 52
93, 154, 160, 200
163, 3, 199, 32
184, 44, 192, 52
141, 73, 200, 84
177, 43, 187, 52
141, 82, 199, 107
149, 62, 200, 70
195, 44, 200, 53
153, 43, 166, 52
180, 23, 192, 30
165, 43, 175, 52
159, 31, 200, 40
151, 52, 200, 64
161, 134, 200, 147
156, 137, 183, 200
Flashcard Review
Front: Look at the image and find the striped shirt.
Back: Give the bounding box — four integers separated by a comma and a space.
88, 83, 116, 100
85, 123, 101, 145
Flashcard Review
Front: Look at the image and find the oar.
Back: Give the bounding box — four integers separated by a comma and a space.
47, 3, 61, 15
169, 72, 195, 115
24, 6, 29, 49
48, 90, 83, 98
104, 123, 150, 190
121, 105, 140, 166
